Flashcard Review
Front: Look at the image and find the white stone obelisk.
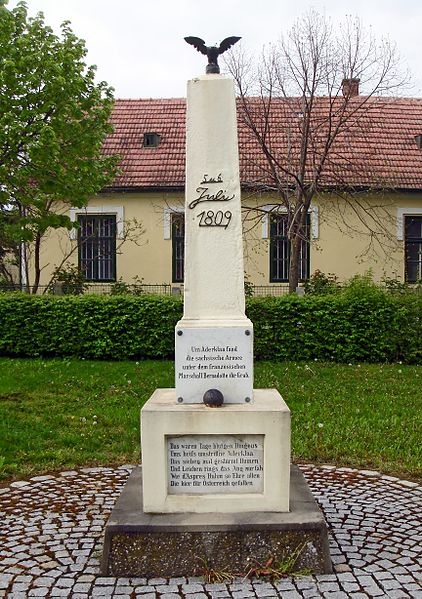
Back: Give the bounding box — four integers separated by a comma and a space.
175, 74, 253, 404
140, 71, 290, 515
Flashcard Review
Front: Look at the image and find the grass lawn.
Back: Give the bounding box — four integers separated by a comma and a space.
0, 358, 420, 482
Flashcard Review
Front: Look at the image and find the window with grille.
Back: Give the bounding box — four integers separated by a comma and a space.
405, 215, 422, 282
270, 213, 310, 282
172, 213, 184, 283
78, 215, 116, 281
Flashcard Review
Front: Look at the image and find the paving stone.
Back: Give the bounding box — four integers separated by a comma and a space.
148, 577, 167, 585
0, 465, 420, 599
341, 582, 360, 592
317, 582, 341, 592
74, 574, 95, 583
254, 585, 278, 597
205, 583, 230, 591
10, 481, 30, 488
28, 589, 49, 597
49, 589, 72, 597
155, 584, 180, 594
11, 584, 31, 592
115, 583, 134, 592
168, 577, 186, 585
72, 583, 92, 593
380, 579, 403, 590
232, 589, 259, 598
274, 580, 297, 591
53, 578, 74, 588
91, 586, 115, 596
0, 575, 13, 590
182, 584, 206, 594
333, 564, 351, 573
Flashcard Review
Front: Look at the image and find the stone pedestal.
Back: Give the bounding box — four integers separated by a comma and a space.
141, 388, 290, 513
100, 465, 333, 577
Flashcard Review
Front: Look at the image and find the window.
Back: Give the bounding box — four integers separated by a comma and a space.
143, 132, 160, 148
270, 214, 310, 282
172, 213, 184, 283
405, 215, 422, 282
78, 215, 116, 281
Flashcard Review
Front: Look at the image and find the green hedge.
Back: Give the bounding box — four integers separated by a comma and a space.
0, 294, 182, 360
0, 292, 420, 363
247, 294, 421, 364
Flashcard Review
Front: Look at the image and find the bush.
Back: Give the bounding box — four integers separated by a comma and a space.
0, 288, 420, 363
247, 290, 421, 364
303, 270, 341, 295
109, 276, 144, 296
49, 265, 87, 295
0, 294, 183, 359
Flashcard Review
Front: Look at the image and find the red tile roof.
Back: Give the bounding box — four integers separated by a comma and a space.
102, 97, 422, 191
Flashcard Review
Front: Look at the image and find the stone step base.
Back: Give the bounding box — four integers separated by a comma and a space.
101, 465, 332, 577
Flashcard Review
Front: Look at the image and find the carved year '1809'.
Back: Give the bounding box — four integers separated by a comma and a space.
198, 210, 232, 228
189, 174, 235, 229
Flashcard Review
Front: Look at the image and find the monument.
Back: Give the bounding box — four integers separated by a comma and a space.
101, 39, 332, 577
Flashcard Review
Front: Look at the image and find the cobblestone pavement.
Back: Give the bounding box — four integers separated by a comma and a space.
0, 464, 421, 598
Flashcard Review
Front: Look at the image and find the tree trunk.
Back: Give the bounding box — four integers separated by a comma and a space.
32, 232, 42, 294
289, 233, 301, 293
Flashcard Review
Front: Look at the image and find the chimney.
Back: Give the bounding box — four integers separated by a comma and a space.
415, 134, 422, 150
342, 78, 360, 98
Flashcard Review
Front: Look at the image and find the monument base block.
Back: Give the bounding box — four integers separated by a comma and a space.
101, 465, 332, 577
141, 388, 291, 513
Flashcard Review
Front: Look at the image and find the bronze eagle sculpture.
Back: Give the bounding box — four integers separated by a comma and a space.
184, 36, 241, 74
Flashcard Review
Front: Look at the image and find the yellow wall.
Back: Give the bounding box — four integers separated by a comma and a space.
242, 191, 422, 285
35, 190, 422, 288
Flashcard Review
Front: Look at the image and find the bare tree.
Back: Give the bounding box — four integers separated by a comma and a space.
225, 10, 409, 292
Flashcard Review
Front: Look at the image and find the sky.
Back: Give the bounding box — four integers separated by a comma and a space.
6, 0, 422, 99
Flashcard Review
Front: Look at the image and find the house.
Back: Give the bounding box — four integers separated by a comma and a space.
38, 92, 422, 292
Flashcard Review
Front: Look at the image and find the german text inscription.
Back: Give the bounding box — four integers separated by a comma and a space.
167, 434, 264, 494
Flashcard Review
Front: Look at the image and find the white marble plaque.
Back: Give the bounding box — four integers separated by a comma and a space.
175, 327, 253, 403
167, 434, 264, 494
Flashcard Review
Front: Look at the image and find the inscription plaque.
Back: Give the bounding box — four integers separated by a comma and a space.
167, 434, 264, 494
175, 327, 253, 403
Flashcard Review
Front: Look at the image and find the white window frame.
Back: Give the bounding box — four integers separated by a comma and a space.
261, 205, 319, 239
396, 207, 422, 241
69, 206, 124, 240
164, 205, 184, 239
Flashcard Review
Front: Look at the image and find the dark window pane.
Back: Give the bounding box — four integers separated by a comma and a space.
143, 133, 160, 147
405, 216, 422, 282
270, 213, 310, 282
172, 213, 184, 283
78, 215, 116, 282
405, 216, 422, 239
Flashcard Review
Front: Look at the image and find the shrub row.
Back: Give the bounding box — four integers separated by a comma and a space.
248, 294, 421, 364
0, 294, 182, 360
0, 291, 420, 363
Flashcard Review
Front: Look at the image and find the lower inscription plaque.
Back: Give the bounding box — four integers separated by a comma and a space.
167, 434, 264, 494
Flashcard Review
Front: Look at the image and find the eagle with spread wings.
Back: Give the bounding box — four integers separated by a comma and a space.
184, 36, 241, 74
